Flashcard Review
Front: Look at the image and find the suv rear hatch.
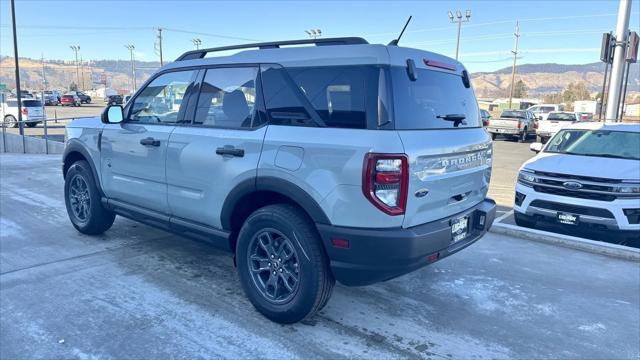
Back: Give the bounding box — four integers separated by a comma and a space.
22, 100, 44, 120
388, 65, 492, 228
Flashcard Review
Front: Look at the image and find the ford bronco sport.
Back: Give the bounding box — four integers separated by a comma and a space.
63, 37, 496, 323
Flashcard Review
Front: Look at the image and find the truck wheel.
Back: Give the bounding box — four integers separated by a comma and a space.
3, 115, 17, 128
236, 204, 335, 324
491, 133, 497, 141
64, 160, 115, 235
514, 212, 536, 229
26, 122, 37, 128
517, 129, 527, 143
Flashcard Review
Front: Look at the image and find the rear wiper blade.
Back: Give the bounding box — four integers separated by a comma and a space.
436, 114, 466, 127
437, 114, 466, 121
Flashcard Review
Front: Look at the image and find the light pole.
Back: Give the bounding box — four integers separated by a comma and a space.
10, 0, 24, 136
69, 45, 80, 90
125, 44, 136, 92
305, 29, 322, 39
192, 38, 202, 49
448, 9, 471, 60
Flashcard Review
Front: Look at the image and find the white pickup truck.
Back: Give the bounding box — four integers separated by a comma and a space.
536, 111, 580, 143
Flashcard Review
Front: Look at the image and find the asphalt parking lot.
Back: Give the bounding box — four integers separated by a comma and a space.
1, 154, 638, 359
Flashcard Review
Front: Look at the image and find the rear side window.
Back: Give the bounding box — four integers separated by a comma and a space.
260, 65, 316, 127
391, 67, 480, 129
285, 66, 377, 129
194, 67, 261, 129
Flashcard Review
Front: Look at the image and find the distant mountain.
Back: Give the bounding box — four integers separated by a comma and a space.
471, 62, 639, 98
1, 56, 638, 100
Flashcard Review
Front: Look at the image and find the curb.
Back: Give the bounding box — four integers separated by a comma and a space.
490, 222, 640, 262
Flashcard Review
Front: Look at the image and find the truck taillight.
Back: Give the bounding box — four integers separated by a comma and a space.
21, 107, 28, 115
534, 121, 539, 129
363, 153, 408, 216
517, 121, 522, 129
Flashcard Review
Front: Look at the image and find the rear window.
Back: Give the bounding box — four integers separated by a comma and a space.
23, 100, 42, 107
62, 95, 74, 99
501, 111, 526, 119
547, 112, 575, 121
391, 67, 480, 129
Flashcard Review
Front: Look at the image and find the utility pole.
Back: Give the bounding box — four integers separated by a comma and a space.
80, 56, 85, 90
10, 0, 24, 136
156, 27, 164, 66
605, 0, 632, 121
508, 21, 521, 109
69, 45, 80, 90
192, 38, 202, 49
125, 44, 137, 92
448, 10, 471, 60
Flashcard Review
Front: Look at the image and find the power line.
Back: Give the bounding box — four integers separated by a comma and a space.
162, 27, 260, 42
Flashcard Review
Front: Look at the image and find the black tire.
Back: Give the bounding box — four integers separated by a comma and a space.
64, 160, 115, 235
26, 122, 37, 128
4, 115, 18, 128
517, 129, 527, 143
514, 212, 536, 229
236, 204, 335, 324
491, 133, 497, 141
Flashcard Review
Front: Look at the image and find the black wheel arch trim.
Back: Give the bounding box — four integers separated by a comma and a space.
220, 176, 331, 231
62, 139, 104, 197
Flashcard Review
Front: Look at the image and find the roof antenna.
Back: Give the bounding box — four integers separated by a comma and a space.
388, 16, 412, 46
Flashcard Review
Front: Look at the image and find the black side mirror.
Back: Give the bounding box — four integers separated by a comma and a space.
101, 105, 124, 124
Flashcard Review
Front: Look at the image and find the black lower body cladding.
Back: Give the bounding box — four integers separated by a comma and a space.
317, 199, 496, 286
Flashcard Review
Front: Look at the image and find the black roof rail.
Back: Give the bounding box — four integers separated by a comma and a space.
175, 37, 369, 61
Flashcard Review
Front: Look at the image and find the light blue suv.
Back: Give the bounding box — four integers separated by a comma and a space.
63, 37, 496, 323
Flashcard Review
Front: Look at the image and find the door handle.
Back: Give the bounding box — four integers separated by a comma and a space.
140, 137, 161, 147
216, 146, 245, 158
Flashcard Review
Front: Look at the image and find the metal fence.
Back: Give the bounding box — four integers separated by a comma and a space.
1, 115, 93, 154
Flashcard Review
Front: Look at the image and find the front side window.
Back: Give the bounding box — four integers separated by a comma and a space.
545, 129, 640, 160
194, 67, 259, 128
129, 70, 196, 124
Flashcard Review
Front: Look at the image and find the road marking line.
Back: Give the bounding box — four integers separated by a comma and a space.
494, 209, 514, 223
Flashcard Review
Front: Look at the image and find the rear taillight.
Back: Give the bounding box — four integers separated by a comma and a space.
363, 153, 408, 216
517, 121, 522, 129
534, 121, 539, 129
21, 107, 28, 115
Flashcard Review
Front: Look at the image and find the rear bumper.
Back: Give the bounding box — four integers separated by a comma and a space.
317, 198, 496, 286
487, 127, 520, 135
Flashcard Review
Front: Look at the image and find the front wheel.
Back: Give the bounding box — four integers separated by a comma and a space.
3, 115, 17, 128
64, 160, 115, 235
236, 204, 335, 324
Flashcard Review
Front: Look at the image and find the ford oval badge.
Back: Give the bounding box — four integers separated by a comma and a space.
415, 189, 429, 198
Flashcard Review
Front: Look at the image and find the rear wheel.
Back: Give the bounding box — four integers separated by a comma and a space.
517, 129, 527, 143
26, 122, 37, 128
64, 160, 115, 235
491, 133, 497, 141
236, 204, 335, 324
3, 115, 17, 128
514, 212, 536, 229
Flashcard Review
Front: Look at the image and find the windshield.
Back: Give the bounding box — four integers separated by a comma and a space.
547, 112, 576, 121
501, 111, 526, 119
391, 67, 480, 129
545, 129, 640, 160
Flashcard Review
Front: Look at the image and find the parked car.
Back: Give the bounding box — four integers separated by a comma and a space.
62, 37, 496, 324
60, 94, 81, 106
104, 94, 123, 105
536, 111, 581, 143
1, 98, 45, 127
486, 109, 536, 142
43, 91, 60, 106
516, 122, 639, 245
480, 109, 491, 127
77, 91, 92, 104
527, 104, 564, 121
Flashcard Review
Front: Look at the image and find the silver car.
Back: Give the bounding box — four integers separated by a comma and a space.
62, 37, 496, 323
